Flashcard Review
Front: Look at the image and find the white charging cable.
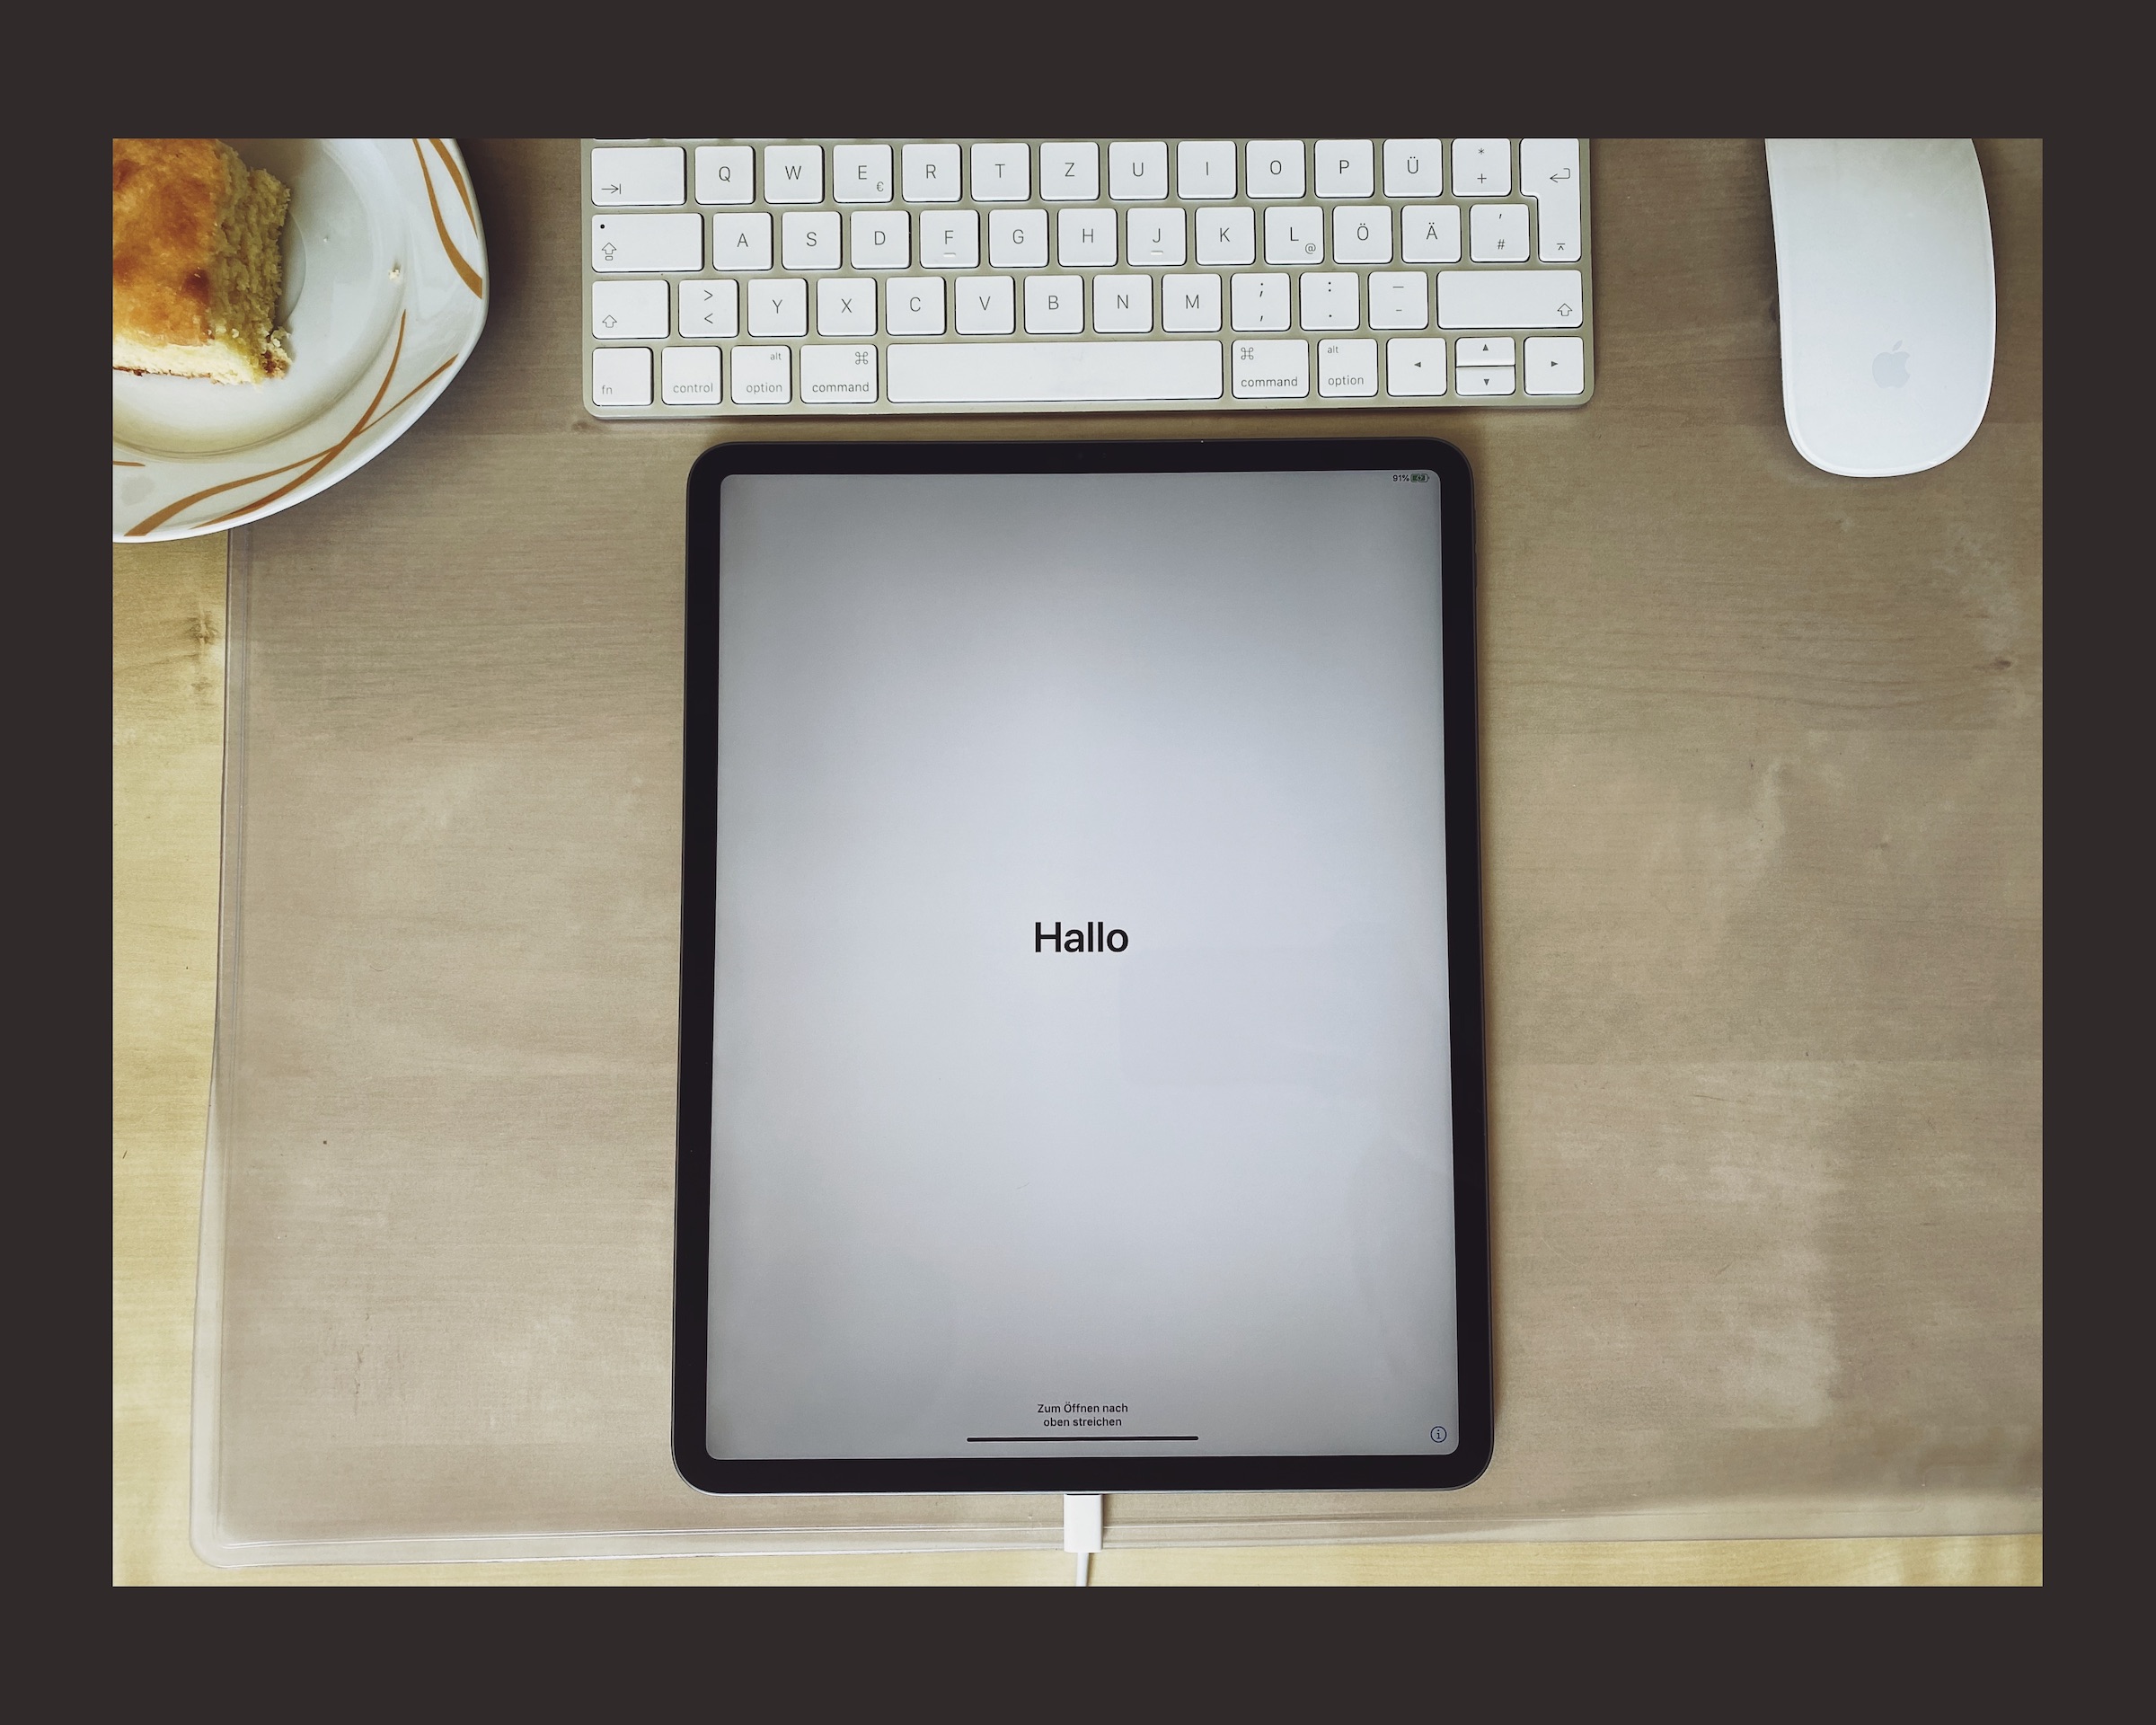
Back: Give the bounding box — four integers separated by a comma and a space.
1063, 1493, 1103, 1587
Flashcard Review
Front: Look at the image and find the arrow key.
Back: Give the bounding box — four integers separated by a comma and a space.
1455, 335, 1515, 367
1524, 336, 1586, 396
1385, 337, 1449, 397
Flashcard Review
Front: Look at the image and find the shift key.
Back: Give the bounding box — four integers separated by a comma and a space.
1436, 269, 1583, 329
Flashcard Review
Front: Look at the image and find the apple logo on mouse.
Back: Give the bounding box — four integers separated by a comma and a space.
1872, 341, 1911, 388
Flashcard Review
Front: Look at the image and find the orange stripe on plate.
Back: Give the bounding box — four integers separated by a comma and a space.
413, 138, 484, 299
429, 138, 476, 224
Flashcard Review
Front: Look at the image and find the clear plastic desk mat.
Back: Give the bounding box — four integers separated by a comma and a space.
190, 139, 2042, 1566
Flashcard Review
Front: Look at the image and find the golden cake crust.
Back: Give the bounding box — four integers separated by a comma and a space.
112, 137, 225, 348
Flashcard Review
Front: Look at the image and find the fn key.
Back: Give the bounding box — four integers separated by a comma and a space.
591, 347, 652, 407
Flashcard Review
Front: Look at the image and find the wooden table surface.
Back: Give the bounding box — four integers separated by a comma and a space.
111, 537, 2039, 1587
114, 139, 2041, 1584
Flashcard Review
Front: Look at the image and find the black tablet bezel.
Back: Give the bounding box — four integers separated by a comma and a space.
675, 438, 1491, 1494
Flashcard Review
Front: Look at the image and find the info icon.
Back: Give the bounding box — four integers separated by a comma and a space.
1430, 1426, 1448, 1445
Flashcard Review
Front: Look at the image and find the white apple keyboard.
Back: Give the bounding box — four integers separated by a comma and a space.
582, 138, 1594, 418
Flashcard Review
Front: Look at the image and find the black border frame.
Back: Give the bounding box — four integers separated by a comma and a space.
674, 438, 1491, 1494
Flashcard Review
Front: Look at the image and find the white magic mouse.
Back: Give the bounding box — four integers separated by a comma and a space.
1763, 139, 1995, 477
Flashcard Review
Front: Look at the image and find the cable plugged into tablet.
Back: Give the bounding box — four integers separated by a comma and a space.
1064, 1493, 1103, 1587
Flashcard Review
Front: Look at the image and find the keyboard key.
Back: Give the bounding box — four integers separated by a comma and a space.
1437, 268, 1584, 329
1520, 137, 1583, 261
801, 343, 879, 403
593, 215, 702, 273
816, 277, 875, 336
989, 208, 1049, 269
1094, 273, 1153, 333
1318, 337, 1378, 396
1368, 270, 1429, 330
1109, 141, 1169, 200
592, 279, 668, 339
1263, 206, 1324, 264
747, 278, 808, 337
1401, 206, 1462, 263
1041, 142, 1099, 202
1178, 141, 1237, 200
902, 143, 961, 202
850, 210, 910, 270
1230, 271, 1291, 331
661, 344, 723, 404
711, 212, 772, 272
678, 279, 739, 338
591, 146, 685, 207
1314, 141, 1374, 199
971, 141, 1030, 201
1383, 139, 1443, 198
1247, 142, 1305, 199
1524, 334, 1586, 394
1024, 275, 1084, 333
782, 210, 841, 271
887, 340, 1224, 402
1454, 336, 1516, 367
919, 208, 981, 269
1196, 207, 1256, 266
1386, 337, 1448, 396
1057, 208, 1118, 267
591, 346, 651, 406
956, 275, 1017, 334
1453, 139, 1512, 196
887, 276, 948, 335
1470, 204, 1529, 262
1332, 206, 1392, 264
1233, 338, 1309, 397
834, 144, 893, 203
730, 344, 791, 404
1298, 271, 1359, 331
1162, 273, 1223, 332
1127, 208, 1188, 266
694, 146, 753, 204
1457, 365, 1515, 395
764, 145, 823, 203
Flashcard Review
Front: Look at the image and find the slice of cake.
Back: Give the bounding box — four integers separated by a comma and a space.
112, 138, 292, 385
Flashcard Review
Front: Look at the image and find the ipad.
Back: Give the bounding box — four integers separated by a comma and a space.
676, 438, 1490, 1492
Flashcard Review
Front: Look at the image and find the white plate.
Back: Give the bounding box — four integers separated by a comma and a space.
113, 138, 488, 543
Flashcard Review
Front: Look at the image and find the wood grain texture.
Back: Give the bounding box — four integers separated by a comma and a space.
114, 533, 225, 1584
114, 139, 2040, 1581
101, 539, 2037, 1583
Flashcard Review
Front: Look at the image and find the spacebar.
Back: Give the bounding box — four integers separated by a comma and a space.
887, 341, 1224, 403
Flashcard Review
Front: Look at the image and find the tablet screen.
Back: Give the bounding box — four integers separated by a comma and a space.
676, 442, 1489, 1491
